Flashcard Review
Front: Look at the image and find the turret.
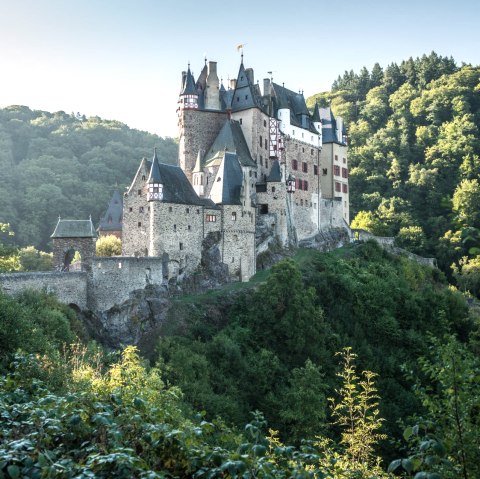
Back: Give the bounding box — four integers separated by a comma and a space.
178, 64, 198, 111
192, 150, 205, 196
312, 102, 322, 147
147, 148, 164, 201
205, 61, 220, 110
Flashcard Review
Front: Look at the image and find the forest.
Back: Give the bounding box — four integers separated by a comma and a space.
307, 52, 480, 290
1, 52, 480, 477
1, 242, 479, 478
0, 107, 177, 250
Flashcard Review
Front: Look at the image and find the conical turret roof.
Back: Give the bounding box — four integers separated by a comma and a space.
181, 65, 197, 95
312, 102, 321, 123
147, 148, 163, 184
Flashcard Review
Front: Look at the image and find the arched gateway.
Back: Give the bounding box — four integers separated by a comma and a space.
51, 217, 96, 272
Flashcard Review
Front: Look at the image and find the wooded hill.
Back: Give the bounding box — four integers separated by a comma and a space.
307, 52, 480, 277
0, 106, 177, 250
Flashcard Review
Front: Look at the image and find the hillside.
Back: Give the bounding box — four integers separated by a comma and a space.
1, 242, 479, 477
0, 106, 178, 250
307, 52, 480, 276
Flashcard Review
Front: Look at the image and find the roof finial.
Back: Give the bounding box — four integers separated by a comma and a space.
236, 43, 246, 64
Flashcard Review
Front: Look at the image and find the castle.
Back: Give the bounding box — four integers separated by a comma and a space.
120, 57, 349, 282
0, 57, 351, 313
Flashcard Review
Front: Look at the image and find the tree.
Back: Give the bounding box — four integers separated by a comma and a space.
18, 246, 53, 271
329, 348, 386, 467
452, 179, 480, 228
96, 235, 122, 256
452, 255, 480, 297
0, 223, 20, 272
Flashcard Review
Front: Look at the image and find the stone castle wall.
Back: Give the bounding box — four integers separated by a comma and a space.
221, 204, 256, 281
122, 159, 150, 256
90, 257, 164, 311
0, 272, 88, 309
149, 202, 206, 277
179, 109, 227, 182
52, 237, 96, 272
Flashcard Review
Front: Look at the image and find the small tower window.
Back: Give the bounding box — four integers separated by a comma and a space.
188, 225, 191, 231
322, 168, 328, 176
138, 222, 142, 227
179, 242, 184, 250
232, 212, 237, 221
239, 118, 242, 125
142, 175, 146, 181
264, 120, 267, 127
129, 207, 133, 212
186, 207, 189, 213
169, 206, 173, 212
139, 207, 144, 213
138, 189, 141, 195
173, 224, 177, 232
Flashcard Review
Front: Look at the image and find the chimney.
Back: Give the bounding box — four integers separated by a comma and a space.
205, 61, 220, 110
245, 67, 254, 85
180, 71, 187, 93
263, 78, 270, 96
230, 79, 237, 90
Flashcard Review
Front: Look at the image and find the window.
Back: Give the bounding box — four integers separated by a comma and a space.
300, 199, 303, 206
304, 180, 308, 191
260, 155, 263, 166
173, 224, 176, 232
343, 183, 348, 193
302, 147, 305, 153
342, 167, 348, 178
314, 165, 318, 175
343, 157, 346, 163
322, 168, 328, 176
142, 175, 146, 181
138, 222, 142, 227
179, 242, 183, 250
196, 209, 200, 214
334, 165, 340, 176
297, 179, 303, 190
137, 189, 141, 195
311, 149, 314, 155
206, 214, 216, 222
245, 95, 248, 100
186, 207, 190, 213
292, 159, 298, 170
264, 138, 268, 150
169, 206, 172, 212
239, 118, 242, 125
264, 120, 267, 127
335, 155, 338, 161
335, 182, 341, 192
139, 206, 144, 213
302, 162, 308, 173
271, 186, 276, 193
129, 207, 133, 212
259, 135, 263, 147
265, 160, 268, 169
188, 225, 191, 231
232, 212, 237, 221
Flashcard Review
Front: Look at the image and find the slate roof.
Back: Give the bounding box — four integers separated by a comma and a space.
204, 120, 256, 168
98, 190, 123, 232
209, 152, 244, 205
181, 66, 197, 95
231, 63, 263, 112
51, 218, 97, 238
266, 160, 282, 182
271, 83, 318, 134
144, 159, 218, 209
319, 107, 347, 144
312, 102, 321, 123
148, 148, 163, 184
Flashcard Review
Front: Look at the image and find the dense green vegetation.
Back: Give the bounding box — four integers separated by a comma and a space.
308, 52, 480, 284
1, 243, 479, 477
0, 106, 177, 250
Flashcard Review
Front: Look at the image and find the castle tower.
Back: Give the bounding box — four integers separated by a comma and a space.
147, 148, 164, 202
178, 60, 228, 184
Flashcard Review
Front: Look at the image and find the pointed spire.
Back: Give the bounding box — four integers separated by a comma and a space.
181, 63, 197, 95
312, 102, 321, 123
193, 150, 203, 173
148, 147, 162, 184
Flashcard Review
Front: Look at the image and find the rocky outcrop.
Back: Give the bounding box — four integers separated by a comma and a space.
298, 227, 350, 252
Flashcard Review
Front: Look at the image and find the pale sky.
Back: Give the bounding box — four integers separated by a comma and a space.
0, 0, 478, 138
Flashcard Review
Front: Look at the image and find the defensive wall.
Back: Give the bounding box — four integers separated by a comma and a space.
0, 257, 164, 312
0, 272, 88, 309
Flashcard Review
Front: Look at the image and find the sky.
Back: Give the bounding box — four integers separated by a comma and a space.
0, 0, 479, 138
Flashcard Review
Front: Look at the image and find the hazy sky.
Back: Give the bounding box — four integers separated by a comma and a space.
1, 0, 479, 138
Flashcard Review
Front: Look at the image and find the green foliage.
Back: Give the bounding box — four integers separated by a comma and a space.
18, 246, 52, 271
0, 290, 77, 366
0, 223, 20, 272
96, 234, 122, 256
452, 255, 480, 297
309, 54, 480, 277
329, 348, 387, 467
0, 107, 178, 250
